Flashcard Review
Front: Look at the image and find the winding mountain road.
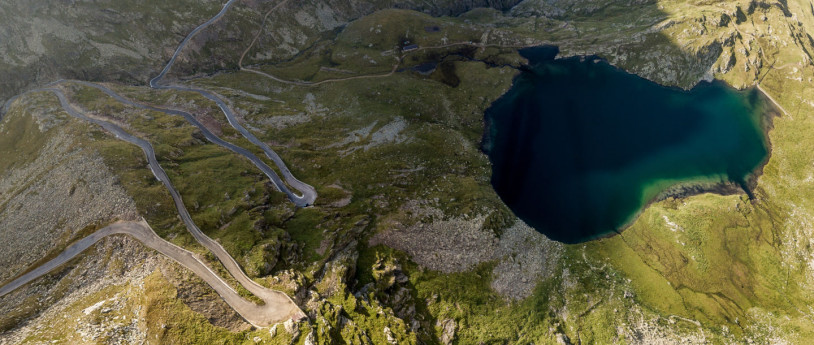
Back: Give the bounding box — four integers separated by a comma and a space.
148, 0, 237, 90
0, 87, 305, 326
66, 80, 293, 196
0, 220, 302, 327
0, 0, 320, 328
147, 0, 316, 207
0, 0, 326, 328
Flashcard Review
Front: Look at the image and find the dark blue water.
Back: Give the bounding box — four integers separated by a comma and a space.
485, 46, 770, 243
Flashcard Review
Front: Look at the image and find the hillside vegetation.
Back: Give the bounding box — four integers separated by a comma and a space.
4, 0, 814, 344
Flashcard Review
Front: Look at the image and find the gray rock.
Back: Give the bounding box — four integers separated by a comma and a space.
304, 330, 316, 345
438, 318, 457, 345
384, 326, 397, 344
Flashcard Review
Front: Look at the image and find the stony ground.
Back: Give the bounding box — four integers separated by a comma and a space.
4, 0, 814, 344
0, 96, 138, 283
0, 235, 160, 344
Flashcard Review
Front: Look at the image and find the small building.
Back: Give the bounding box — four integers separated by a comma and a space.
403, 44, 419, 52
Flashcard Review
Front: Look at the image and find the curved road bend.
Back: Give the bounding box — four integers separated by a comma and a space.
1, 94, 21, 119
148, 0, 238, 90
66, 80, 292, 195
146, 0, 316, 207
160, 84, 317, 207
34, 87, 305, 325
68, 80, 313, 206
0, 220, 302, 326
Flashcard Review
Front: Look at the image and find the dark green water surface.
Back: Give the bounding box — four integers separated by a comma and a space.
485, 46, 770, 243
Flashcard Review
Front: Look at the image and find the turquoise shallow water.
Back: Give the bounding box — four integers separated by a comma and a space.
485, 46, 770, 243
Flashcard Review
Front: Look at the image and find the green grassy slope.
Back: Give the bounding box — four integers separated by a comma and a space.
7, 0, 814, 344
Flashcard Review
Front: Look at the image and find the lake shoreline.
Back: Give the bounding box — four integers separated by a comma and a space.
483, 45, 776, 244
607, 84, 783, 241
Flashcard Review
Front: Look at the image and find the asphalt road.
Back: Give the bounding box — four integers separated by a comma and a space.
146, 0, 316, 207
0, 0, 312, 327
162, 84, 317, 207
67, 80, 297, 196
0, 220, 303, 327
0, 88, 306, 326
148, 0, 238, 89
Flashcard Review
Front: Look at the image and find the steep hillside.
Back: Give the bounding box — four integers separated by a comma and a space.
0, 0, 524, 106
4, 0, 814, 344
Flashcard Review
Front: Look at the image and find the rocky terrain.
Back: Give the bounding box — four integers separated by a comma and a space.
370, 201, 562, 300
0, 91, 141, 275
0, 234, 160, 344
3, 0, 814, 344
0, 0, 527, 107
0, 0, 224, 103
